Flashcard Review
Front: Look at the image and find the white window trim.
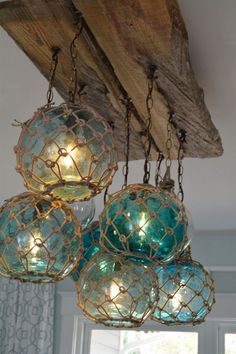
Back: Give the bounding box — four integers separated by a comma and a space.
55, 292, 236, 354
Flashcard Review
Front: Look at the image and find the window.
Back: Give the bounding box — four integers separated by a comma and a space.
90, 330, 198, 354
225, 334, 236, 354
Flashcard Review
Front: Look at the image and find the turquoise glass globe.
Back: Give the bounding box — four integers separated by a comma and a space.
0, 192, 82, 283
100, 184, 189, 264
71, 221, 101, 281
152, 260, 215, 325
77, 252, 159, 327
15, 103, 118, 202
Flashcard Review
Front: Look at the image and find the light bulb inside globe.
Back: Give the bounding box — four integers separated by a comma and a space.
0, 192, 82, 283
15, 104, 118, 202
108, 281, 121, 300
169, 293, 183, 311
138, 211, 149, 238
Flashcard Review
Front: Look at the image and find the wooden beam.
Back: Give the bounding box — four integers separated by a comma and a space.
0, 0, 223, 160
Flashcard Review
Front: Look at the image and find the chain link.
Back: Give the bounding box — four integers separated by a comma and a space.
155, 151, 164, 187
143, 64, 157, 184
46, 47, 60, 106
165, 112, 175, 168
177, 128, 186, 202
69, 17, 84, 104
121, 96, 132, 189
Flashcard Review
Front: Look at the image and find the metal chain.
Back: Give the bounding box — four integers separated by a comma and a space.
121, 96, 132, 189
143, 64, 157, 184
46, 47, 61, 106
155, 151, 164, 187
177, 128, 187, 202
165, 111, 175, 168
103, 120, 116, 205
69, 17, 84, 104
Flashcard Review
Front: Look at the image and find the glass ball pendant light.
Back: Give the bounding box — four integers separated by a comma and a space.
15, 103, 118, 202
151, 258, 215, 325
76, 252, 159, 327
0, 192, 82, 283
69, 198, 95, 230
100, 183, 189, 264
71, 221, 101, 281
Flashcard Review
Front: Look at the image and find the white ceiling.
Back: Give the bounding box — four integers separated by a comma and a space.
0, 0, 236, 232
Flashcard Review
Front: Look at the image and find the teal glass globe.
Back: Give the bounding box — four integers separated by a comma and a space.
100, 184, 189, 264
69, 198, 96, 230
71, 221, 101, 281
152, 260, 215, 325
15, 103, 118, 202
0, 192, 82, 283
77, 252, 159, 327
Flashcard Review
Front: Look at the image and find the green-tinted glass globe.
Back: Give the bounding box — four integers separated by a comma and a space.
71, 221, 101, 281
15, 103, 118, 202
100, 184, 189, 264
152, 260, 215, 325
77, 252, 158, 327
0, 192, 82, 283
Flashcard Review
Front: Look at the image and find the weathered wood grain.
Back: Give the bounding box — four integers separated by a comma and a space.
0, 0, 223, 160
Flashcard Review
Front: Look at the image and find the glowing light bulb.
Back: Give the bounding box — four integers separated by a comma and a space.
170, 293, 183, 311
61, 145, 77, 169
138, 211, 149, 239
28, 232, 43, 268
109, 282, 120, 300
63, 154, 73, 169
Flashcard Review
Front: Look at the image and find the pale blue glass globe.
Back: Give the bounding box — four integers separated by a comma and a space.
152, 260, 215, 324
15, 103, 118, 202
0, 192, 82, 283
77, 252, 159, 327
100, 184, 189, 264
71, 221, 101, 281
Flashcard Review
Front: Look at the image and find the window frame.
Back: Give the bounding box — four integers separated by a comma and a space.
81, 322, 202, 354
55, 292, 236, 354
218, 324, 236, 354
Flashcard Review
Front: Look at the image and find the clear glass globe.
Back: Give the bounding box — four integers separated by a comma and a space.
152, 260, 215, 324
15, 103, 118, 202
186, 208, 195, 245
69, 198, 95, 230
100, 183, 189, 264
0, 192, 82, 283
76, 252, 159, 327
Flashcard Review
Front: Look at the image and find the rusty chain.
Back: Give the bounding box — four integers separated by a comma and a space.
69, 17, 84, 103
143, 64, 157, 184
46, 47, 61, 106
121, 96, 133, 189
177, 128, 187, 202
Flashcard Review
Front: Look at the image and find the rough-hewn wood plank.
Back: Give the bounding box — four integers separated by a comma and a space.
0, 0, 223, 159
0, 0, 151, 161
74, 0, 223, 158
